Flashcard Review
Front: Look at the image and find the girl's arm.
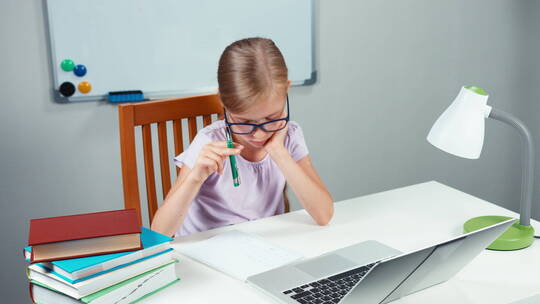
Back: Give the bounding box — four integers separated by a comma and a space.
151, 142, 243, 237
150, 166, 201, 237
265, 128, 334, 225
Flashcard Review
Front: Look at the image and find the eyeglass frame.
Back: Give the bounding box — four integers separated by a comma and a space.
223, 94, 290, 135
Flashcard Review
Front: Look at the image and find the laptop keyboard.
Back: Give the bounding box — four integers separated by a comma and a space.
282, 263, 375, 304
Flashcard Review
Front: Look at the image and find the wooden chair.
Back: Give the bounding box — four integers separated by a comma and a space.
118, 93, 290, 226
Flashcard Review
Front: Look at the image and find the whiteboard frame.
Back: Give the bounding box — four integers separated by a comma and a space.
44, 0, 317, 103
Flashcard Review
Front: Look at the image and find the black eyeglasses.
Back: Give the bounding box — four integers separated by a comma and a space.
224, 95, 290, 135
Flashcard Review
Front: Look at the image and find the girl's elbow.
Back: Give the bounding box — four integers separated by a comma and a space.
315, 203, 334, 226
151, 224, 175, 238
315, 214, 332, 226
150, 215, 175, 237
150, 220, 164, 235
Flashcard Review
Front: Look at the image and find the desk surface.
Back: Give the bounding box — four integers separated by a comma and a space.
141, 181, 540, 304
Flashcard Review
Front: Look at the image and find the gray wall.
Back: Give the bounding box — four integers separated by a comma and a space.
1, 0, 538, 302
516, 0, 540, 229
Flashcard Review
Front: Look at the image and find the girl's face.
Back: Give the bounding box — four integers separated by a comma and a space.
227, 92, 288, 150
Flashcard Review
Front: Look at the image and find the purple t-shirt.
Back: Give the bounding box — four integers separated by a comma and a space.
173, 120, 309, 236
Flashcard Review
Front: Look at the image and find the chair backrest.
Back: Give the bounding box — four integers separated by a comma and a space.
118, 93, 291, 226
118, 93, 223, 225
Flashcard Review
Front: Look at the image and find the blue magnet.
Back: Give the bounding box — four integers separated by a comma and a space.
73, 64, 87, 77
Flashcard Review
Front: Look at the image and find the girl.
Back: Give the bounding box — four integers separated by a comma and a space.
151, 37, 333, 237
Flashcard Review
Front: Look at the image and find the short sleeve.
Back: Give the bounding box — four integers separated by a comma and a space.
173, 131, 213, 169
286, 122, 309, 162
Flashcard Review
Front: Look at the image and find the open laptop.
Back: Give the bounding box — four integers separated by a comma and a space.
247, 218, 515, 304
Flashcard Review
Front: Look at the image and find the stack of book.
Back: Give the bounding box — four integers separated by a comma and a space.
24, 209, 179, 304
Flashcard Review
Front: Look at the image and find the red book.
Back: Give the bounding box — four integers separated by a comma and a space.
28, 209, 141, 263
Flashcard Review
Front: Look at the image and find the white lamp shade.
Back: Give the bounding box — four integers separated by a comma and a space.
427, 86, 491, 159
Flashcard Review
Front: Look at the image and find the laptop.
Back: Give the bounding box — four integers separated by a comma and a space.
247, 218, 515, 304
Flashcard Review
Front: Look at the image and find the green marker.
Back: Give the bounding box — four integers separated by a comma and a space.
225, 126, 240, 187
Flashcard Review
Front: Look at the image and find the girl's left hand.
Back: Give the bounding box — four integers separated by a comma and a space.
264, 125, 288, 154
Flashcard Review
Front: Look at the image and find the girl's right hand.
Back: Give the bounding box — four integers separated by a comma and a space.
190, 141, 243, 182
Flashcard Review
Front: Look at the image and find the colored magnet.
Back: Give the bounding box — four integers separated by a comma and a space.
73, 64, 87, 77
59, 82, 76, 97
78, 81, 92, 94
61, 59, 75, 72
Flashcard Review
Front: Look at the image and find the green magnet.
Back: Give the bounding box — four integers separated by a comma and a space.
61, 59, 75, 72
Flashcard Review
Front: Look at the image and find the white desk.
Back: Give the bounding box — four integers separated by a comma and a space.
141, 181, 540, 304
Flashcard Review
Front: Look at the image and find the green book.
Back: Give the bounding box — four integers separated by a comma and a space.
31, 260, 179, 304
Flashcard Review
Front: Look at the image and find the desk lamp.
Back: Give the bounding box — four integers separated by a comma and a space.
427, 86, 535, 250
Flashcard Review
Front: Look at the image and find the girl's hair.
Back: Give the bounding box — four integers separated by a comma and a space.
217, 37, 288, 113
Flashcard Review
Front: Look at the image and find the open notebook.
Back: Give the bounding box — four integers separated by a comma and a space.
178, 230, 303, 281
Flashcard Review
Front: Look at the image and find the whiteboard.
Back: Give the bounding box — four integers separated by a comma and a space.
45, 0, 315, 102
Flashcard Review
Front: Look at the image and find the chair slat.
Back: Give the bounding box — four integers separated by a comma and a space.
188, 117, 197, 142
203, 115, 212, 127
173, 120, 184, 175
118, 104, 143, 225
141, 124, 158, 222
157, 122, 171, 199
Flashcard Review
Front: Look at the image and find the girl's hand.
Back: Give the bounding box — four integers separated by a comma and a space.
190, 141, 243, 183
264, 124, 288, 155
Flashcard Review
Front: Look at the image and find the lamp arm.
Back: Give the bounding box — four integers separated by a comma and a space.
488, 108, 535, 226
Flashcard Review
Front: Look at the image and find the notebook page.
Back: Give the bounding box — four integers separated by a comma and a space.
178, 230, 303, 281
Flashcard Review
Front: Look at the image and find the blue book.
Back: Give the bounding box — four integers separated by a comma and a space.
24, 227, 173, 282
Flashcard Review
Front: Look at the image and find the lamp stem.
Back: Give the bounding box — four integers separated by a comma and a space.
488, 108, 535, 226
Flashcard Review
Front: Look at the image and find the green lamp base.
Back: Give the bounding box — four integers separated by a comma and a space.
463, 216, 534, 251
